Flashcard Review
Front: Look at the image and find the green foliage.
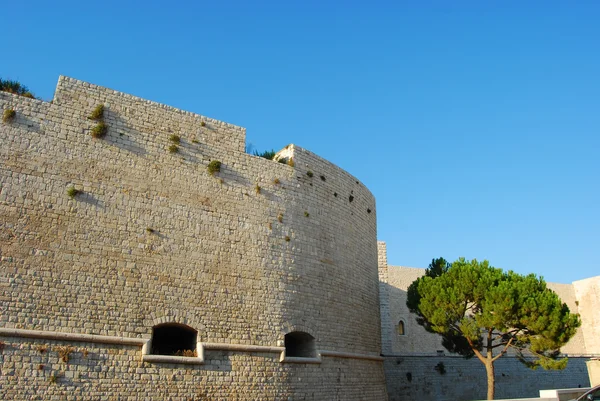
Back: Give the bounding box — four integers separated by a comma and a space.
200, 121, 206, 127
255, 183, 261, 194
169, 134, 180, 144
91, 122, 108, 138
207, 160, 221, 175
0, 78, 37, 99
407, 257, 451, 324
3, 108, 16, 123
304, 211, 309, 217
89, 104, 104, 120
168, 144, 179, 153
253, 149, 277, 160
66, 187, 80, 199
407, 257, 581, 399
306, 171, 313, 177
284, 235, 290, 242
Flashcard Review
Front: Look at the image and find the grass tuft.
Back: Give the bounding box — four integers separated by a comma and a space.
207, 160, 221, 175
91, 122, 108, 138
2, 109, 16, 123
89, 104, 104, 120
67, 187, 80, 199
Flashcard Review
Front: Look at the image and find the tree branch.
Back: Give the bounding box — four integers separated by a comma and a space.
492, 337, 514, 362
465, 336, 486, 364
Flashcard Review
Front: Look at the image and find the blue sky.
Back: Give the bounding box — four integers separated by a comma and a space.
3, 1, 599, 283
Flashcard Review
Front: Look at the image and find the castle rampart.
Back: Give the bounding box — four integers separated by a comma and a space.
0, 77, 387, 399
377, 242, 597, 400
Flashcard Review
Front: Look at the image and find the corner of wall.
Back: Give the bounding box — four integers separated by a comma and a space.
378, 241, 393, 354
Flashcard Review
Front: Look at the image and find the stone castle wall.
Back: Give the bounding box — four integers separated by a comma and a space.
0, 77, 387, 400
377, 243, 596, 400
573, 276, 600, 354
384, 355, 590, 401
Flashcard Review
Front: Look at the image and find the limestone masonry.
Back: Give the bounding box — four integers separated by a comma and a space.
0, 76, 386, 400
1, 76, 598, 400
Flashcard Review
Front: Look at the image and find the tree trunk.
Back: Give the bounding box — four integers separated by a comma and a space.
486, 359, 495, 400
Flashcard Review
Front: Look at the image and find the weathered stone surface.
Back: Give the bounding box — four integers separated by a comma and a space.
0, 76, 386, 400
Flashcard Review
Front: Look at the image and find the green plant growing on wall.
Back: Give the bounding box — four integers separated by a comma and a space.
146, 227, 155, 233
304, 211, 309, 217
277, 213, 283, 223
255, 184, 261, 194
0, 78, 37, 98
88, 104, 104, 120
253, 149, 277, 160
200, 121, 206, 127
168, 144, 179, 153
169, 134, 180, 144
306, 171, 313, 178
66, 187, 80, 199
3, 108, 16, 123
207, 160, 221, 175
284, 235, 290, 242
48, 373, 58, 384
273, 178, 280, 185
91, 122, 108, 138
407, 258, 581, 400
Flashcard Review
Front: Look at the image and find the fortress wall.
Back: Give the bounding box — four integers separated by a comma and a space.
53, 76, 246, 154
383, 355, 590, 401
383, 265, 443, 354
546, 282, 587, 354
378, 243, 595, 400
0, 78, 387, 399
378, 241, 393, 354
573, 276, 600, 354
0, 335, 386, 400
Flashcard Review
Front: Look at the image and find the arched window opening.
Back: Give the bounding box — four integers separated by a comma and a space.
398, 320, 406, 336
285, 331, 316, 358
151, 323, 198, 356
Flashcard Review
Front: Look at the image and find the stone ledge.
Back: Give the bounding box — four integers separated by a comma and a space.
142, 355, 205, 365
0, 327, 147, 346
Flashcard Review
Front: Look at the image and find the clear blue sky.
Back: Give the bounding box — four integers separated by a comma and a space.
3, 1, 599, 283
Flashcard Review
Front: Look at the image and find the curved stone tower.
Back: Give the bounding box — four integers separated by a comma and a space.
0, 77, 387, 400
